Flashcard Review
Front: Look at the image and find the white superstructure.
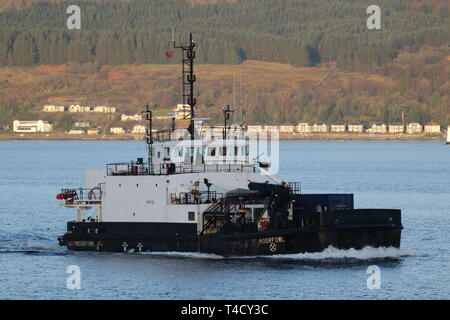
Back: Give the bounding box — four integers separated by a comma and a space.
59, 32, 281, 236
64, 123, 279, 236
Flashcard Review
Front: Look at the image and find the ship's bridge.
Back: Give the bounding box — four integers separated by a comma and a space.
107, 137, 258, 176
152, 138, 252, 165
107, 116, 276, 176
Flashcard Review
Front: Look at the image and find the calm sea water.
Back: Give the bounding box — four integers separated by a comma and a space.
0, 140, 449, 300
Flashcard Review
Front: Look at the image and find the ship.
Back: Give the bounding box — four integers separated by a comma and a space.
57, 34, 402, 256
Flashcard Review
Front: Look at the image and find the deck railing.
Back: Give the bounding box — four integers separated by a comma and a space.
57, 185, 104, 205
170, 191, 224, 205
107, 162, 256, 176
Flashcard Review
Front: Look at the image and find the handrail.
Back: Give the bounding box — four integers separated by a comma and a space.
57, 185, 104, 204
107, 162, 256, 176
170, 191, 223, 205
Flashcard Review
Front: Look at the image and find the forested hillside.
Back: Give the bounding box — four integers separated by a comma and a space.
0, 0, 449, 68
1, 45, 449, 129
0, 0, 449, 130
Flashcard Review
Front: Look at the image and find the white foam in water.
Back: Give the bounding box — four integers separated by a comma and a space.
263, 246, 415, 260
141, 251, 224, 259
140, 246, 414, 260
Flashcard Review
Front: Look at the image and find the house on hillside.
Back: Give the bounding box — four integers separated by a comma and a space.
279, 125, 295, 133
312, 123, 328, 133
93, 106, 116, 113
388, 123, 404, 134
407, 123, 422, 134
13, 120, 52, 133
121, 114, 142, 121
68, 104, 91, 112
348, 123, 364, 133
110, 127, 126, 134
330, 123, 347, 133
247, 125, 264, 133
132, 125, 146, 134
264, 125, 279, 132
87, 128, 101, 135
42, 105, 65, 112
67, 128, 86, 135
424, 122, 440, 133
296, 123, 312, 133
74, 121, 90, 128
369, 123, 387, 134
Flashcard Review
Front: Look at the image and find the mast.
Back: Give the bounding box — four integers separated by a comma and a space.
223, 104, 234, 139
174, 32, 197, 141
142, 104, 154, 174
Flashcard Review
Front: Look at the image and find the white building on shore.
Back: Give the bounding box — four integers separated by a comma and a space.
279, 125, 295, 133
407, 123, 422, 134
370, 123, 387, 134
424, 122, 441, 133
388, 124, 404, 134
132, 125, 146, 134
110, 127, 126, 134
67, 128, 86, 135
87, 128, 101, 135
296, 123, 312, 133
264, 125, 279, 132
330, 123, 347, 133
348, 123, 364, 133
247, 125, 264, 133
13, 120, 52, 133
312, 123, 328, 133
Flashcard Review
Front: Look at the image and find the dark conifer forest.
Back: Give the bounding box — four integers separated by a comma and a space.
0, 0, 449, 68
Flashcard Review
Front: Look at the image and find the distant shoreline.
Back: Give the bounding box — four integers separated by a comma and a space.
0, 132, 445, 142
278, 132, 445, 141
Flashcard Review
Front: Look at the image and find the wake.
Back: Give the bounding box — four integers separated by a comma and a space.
263, 246, 415, 261
139, 246, 415, 261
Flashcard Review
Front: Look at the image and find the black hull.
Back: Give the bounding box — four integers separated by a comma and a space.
58, 210, 402, 256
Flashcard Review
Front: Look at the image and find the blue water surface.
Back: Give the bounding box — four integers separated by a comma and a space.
0, 140, 449, 299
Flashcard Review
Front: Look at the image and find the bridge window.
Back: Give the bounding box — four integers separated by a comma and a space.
188, 211, 195, 221
243, 145, 249, 156
219, 147, 227, 156
208, 147, 216, 156
164, 147, 170, 157
174, 147, 183, 157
